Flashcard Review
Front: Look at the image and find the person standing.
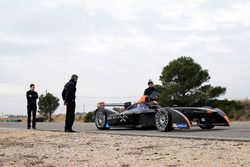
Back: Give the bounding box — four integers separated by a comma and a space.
26, 84, 38, 129
62, 74, 78, 132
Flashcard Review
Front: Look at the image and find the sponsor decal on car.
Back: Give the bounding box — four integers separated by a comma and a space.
118, 113, 128, 122
105, 122, 110, 128
177, 124, 187, 128
172, 123, 177, 128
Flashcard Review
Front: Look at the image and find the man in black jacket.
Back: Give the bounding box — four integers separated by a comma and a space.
62, 74, 78, 132
144, 79, 159, 101
26, 84, 38, 129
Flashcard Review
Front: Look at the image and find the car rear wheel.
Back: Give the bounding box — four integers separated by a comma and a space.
199, 125, 215, 129
95, 110, 109, 130
155, 108, 172, 132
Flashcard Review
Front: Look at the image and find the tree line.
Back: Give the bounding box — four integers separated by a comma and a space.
156, 56, 249, 120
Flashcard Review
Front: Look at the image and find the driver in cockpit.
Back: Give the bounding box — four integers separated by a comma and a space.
143, 79, 159, 102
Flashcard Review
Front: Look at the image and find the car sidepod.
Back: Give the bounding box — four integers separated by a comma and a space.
168, 108, 191, 129
208, 108, 230, 126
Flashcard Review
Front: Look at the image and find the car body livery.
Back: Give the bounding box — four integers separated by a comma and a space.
94, 95, 230, 132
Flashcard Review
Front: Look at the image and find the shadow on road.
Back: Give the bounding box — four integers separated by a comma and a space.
104, 127, 230, 133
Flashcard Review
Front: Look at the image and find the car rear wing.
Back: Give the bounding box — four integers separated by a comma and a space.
97, 102, 132, 109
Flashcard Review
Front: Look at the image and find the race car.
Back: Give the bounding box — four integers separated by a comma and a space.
94, 94, 230, 132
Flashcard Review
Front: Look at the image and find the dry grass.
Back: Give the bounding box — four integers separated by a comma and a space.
239, 99, 250, 120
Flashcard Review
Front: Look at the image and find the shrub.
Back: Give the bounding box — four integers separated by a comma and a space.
84, 111, 94, 122
205, 99, 244, 120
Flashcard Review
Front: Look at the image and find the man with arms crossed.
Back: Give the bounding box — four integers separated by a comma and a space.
26, 84, 38, 129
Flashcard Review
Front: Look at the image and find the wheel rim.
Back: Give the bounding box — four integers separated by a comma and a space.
155, 108, 169, 131
95, 112, 106, 128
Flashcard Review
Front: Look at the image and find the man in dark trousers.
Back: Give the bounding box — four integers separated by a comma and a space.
144, 79, 159, 101
62, 74, 78, 132
26, 84, 38, 129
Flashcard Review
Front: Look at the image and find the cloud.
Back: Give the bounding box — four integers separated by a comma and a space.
0, 0, 250, 115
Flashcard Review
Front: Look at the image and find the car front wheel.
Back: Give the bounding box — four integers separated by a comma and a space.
155, 108, 172, 132
95, 110, 109, 130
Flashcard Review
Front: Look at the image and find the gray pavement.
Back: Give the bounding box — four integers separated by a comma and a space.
0, 122, 250, 141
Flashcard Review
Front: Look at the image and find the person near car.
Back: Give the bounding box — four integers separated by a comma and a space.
144, 79, 158, 101
26, 84, 38, 129
62, 74, 78, 132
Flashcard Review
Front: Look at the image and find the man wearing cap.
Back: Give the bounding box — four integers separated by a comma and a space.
26, 84, 38, 129
62, 74, 78, 132
144, 79, 159, 101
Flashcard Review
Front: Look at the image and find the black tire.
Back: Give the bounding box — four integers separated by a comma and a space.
199, 125, 215, 129
155, 108, 172, 132
95, 110, 109, 130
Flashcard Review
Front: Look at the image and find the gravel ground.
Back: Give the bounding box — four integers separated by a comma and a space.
0, 129, 249, 167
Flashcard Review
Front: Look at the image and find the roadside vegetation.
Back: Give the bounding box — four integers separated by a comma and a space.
38, 92, 60, 121
239, 99, 250, 120
83, 111, 94, 122
156, 56, 249, 120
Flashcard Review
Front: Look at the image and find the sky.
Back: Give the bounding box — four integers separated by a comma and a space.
0, 0, 250, 115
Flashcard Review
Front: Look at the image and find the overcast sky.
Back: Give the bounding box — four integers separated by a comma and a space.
0, 0, 250, 115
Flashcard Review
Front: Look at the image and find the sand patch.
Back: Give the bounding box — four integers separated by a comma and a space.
0, 129, 249, 167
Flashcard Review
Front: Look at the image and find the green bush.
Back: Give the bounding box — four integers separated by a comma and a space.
203, 99, 244, 120
239, 99, 250, 120
38, 93, 60, 121
84, 111, 94, 122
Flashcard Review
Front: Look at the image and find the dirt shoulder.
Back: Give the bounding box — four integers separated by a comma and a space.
231, 121, 250, 125
0, 129, 249, 167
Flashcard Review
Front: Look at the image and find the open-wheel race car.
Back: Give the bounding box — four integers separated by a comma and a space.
94, 93, 230, 132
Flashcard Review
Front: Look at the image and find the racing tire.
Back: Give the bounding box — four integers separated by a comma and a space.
155, 108, 172, 132
199, 125, 215, 129
95, 110, 110, 130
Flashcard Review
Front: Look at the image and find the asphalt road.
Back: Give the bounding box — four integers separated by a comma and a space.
0, 122, 250, 141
